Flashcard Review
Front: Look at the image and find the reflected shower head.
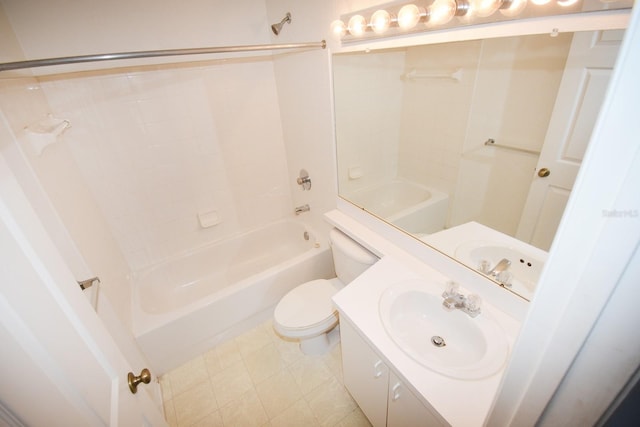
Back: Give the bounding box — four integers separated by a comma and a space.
271, 12, 291, 35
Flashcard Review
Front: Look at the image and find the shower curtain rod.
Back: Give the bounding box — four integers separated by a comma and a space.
0, 40, 326, 72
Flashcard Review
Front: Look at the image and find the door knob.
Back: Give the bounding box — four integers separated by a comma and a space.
538, 168, 551, 178
128, 368, 151, 394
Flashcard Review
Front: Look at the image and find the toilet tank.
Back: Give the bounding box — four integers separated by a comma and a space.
329, 228, 378, 284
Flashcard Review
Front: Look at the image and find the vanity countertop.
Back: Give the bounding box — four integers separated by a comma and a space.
333, 255, 521, 427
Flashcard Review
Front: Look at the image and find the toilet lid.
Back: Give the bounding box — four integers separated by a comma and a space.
275, 279, 340, 329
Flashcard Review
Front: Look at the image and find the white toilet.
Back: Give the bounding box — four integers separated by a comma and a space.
273, 228, 378, 355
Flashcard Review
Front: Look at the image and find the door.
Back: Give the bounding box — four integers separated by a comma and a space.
340, 319, 389, 427
517, 30, 624, 250
0, 155, 167, 426
387, 372, 446, 427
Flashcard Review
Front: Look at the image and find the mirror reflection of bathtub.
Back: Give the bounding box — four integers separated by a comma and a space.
344, 179, 449, 236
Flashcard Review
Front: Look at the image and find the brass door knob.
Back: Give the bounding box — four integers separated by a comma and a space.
128, 368, 151, 394
538, 168, 551, 178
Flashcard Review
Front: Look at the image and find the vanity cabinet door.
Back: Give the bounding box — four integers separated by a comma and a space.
387, 372, 447, 427
340, 319, 389, 427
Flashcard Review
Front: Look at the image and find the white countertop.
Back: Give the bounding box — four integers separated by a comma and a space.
333, 255, 521, 427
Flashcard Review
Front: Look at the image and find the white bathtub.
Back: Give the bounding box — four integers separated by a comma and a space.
132, 219, 334, 374
345, 179, 449, 235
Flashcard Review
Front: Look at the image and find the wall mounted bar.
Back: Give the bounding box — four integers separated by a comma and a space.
484, 138, 540, 156
0, 40, 326, 72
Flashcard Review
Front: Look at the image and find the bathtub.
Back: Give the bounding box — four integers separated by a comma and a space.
345, 179, 449, 235
132, 219, 334, 374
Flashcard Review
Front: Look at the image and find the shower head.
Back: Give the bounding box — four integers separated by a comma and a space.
271, 12, 291, 35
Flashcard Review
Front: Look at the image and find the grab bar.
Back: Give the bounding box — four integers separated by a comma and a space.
0, 40, 326, 72
484, 139, 540, 156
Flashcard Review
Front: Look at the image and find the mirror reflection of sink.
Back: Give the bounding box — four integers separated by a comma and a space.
379, 280, 509, 380
455, 241, 544, 300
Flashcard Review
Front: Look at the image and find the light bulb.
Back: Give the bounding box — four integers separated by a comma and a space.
370, 10, 392, 34
427, 0, 457, 26
469, 0, 502, 17
330, 20, 347, 39
557, 0, 579, 6
531, 0, 551, 5
347, 15, 367, 36
500, 0, 527, 17
397, 4, 423, 30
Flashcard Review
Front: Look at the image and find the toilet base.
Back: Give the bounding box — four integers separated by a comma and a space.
299, 325, 341, 356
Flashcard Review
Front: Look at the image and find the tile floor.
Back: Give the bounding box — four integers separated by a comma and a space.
159, 320, 372, 427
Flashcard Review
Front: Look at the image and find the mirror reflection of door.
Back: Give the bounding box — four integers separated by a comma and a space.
517, 30, 624, 250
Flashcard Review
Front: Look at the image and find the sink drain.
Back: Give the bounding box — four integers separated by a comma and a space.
431, 336, 446, 347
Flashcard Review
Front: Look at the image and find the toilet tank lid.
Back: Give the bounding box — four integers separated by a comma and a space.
329, 228, 378, 264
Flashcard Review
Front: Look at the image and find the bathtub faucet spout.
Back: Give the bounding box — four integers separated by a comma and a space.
295, 204, 310, 215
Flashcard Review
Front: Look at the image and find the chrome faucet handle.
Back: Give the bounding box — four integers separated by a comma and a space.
442, 281, 461, 298
464, 294, 482, 317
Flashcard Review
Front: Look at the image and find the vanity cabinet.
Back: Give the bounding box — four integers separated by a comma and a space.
340, 319, 447, 427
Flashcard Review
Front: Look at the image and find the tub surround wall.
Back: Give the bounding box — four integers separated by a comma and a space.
333, 49, 406, 195
36, 60, 292, 271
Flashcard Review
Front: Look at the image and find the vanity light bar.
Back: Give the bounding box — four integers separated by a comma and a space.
330, 0, 612, 41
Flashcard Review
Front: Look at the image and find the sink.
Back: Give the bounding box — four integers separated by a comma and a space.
455, 240, 545, 300
379, 279, 509, 380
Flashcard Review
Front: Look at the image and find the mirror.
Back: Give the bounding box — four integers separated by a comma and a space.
333, 29, 625, 300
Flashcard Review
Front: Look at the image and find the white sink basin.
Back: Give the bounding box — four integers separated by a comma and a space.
455, 241, 545, 300
379, 279, 509, 380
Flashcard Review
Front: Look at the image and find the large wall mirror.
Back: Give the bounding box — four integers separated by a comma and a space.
333, 27, 625, 300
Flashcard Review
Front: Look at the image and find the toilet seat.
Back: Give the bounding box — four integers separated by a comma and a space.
273, 278, 343, 338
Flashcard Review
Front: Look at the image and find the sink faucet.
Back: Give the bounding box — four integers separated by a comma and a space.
442, 282, 481, 318
488, 258, 511, 277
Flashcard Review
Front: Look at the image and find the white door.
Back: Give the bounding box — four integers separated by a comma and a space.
0, 155, 167, 427
516, 30, 624, 250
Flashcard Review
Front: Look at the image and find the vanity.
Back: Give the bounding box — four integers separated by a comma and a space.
328, 210, 522, 427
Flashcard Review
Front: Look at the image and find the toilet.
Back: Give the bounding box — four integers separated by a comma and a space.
273, 228, 378, 355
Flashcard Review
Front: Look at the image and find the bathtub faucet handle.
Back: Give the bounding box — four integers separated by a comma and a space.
297, 169, 311, 190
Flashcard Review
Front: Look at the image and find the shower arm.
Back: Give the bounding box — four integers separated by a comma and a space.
0, 40, 326, 72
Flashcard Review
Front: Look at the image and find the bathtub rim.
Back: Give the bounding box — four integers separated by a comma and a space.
130, 218, 325, 337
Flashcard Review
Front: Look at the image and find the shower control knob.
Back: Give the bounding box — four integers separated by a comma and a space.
128, 368, 151, 394
538, 168, 551, 178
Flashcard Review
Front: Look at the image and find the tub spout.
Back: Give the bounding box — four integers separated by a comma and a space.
295, 204, 310, 215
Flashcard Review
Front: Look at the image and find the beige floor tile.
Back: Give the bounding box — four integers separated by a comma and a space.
202, 346, 223, 377
273, 336, 304, 366
219, 389, 269, 427
172, 379, 217, 427
190, 410, 224, 427
255, 368, 303, 419
244, 343, 288, 384
270, 399, 320, 427
167, 356, 209, 396
322, 343, 344, 384
334, 407, 372, 427
261, 319, 281, 342
214, 339, 243, 369
211, 359, 254, 407
305, 376, 357, 427
288, 356, 334, 395
236, 324, 273, 357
